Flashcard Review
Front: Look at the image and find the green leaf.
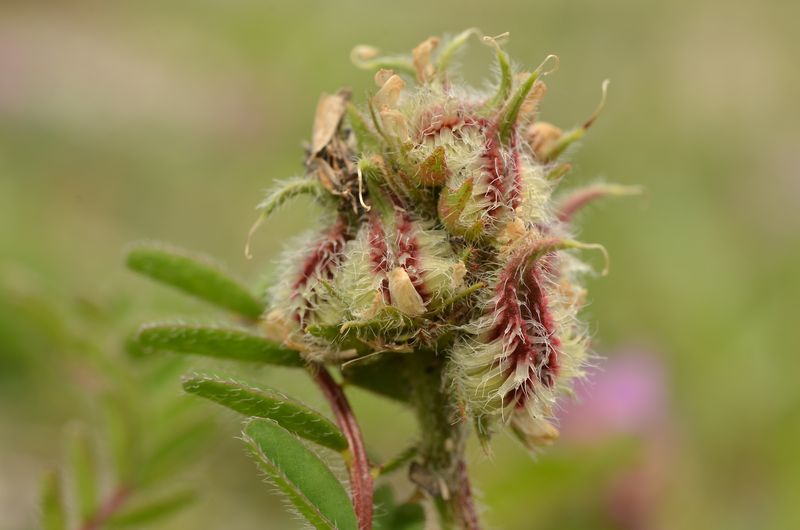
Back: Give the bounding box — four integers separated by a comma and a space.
134, 323, 304, 367
243, 419, 358, 530
67, 425, 97, 522
126, 244, 263, 319
498, 70, 541, 144
40, 470, 67, 530
183, 375, 347, 451
106, 490, 196, 528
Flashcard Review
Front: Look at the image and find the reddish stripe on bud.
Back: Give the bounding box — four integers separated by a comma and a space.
291, 216, 352, 322
509, 134, 523, 210
367, 212, 392, 303
393, 210, 429, 301
415, 104, 479, 142
487, 239, 561, 407
479, 125, 521, 219
479, 125, 507, 218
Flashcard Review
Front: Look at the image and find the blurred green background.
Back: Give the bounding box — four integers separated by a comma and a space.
2, 1, 799, 529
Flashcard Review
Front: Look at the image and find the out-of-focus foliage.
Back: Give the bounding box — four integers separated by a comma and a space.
1, 0, 799, 529
0, 267, 213, 529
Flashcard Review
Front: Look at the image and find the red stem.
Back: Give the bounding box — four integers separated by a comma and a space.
313, 366, 374, 530
80, 486, 131, 530
454, 459, 481, 530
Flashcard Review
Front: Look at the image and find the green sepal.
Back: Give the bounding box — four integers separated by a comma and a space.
183, 374, 347, 451
435, 28, 479, 75
498, 70, 542, 144
543, 79, 609, 162
359, 157, 394, 216
351, 48, 416, 78
482, 42, 512, 112
305, 323, 373, 357
256, 177, 326, 218
133, 323, 304, 367
126, 244, 263, 319
243, 419, 358, 530
545, 162, 572, 182
416, 146, 448, 186
347, 103, 382, 154
437, 178, 484, 240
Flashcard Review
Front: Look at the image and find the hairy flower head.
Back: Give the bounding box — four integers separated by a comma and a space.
254, 30, 636, 450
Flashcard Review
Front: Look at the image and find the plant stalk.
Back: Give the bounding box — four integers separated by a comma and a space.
408, 352, 480, 530
313, 365, 374, 530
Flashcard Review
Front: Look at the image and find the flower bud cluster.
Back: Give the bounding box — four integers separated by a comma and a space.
260, 30, 624, 449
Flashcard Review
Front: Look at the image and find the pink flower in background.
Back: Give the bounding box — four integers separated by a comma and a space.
559, 347, 673, 530
559, 348, 669, 444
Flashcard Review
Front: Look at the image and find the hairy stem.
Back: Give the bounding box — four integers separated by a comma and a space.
312, 365, 374, 530
80, 486, 131, 530
408, 352, 480, 530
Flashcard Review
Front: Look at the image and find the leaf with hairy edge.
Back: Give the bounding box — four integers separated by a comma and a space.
67, 426, 97, 522
183, 375, 347, 451
40, 470, 66, 530
105, 490, 196, 528
243, 419, 358, 530
126, 244, 263, 319
134, 324, 304, 367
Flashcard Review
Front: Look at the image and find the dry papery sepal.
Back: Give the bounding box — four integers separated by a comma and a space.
126, 29, 639, 530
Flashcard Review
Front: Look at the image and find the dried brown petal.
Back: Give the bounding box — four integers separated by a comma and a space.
412, 36, 440, 83
374, 68, 395, 87
310, 158, 342, 194
373, 74, 405, 109
310, 90, 350, 157
387, 266, 426, 316
379, 108, 409, 141
520, 80, 547, 118
525, 121, 563, 161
